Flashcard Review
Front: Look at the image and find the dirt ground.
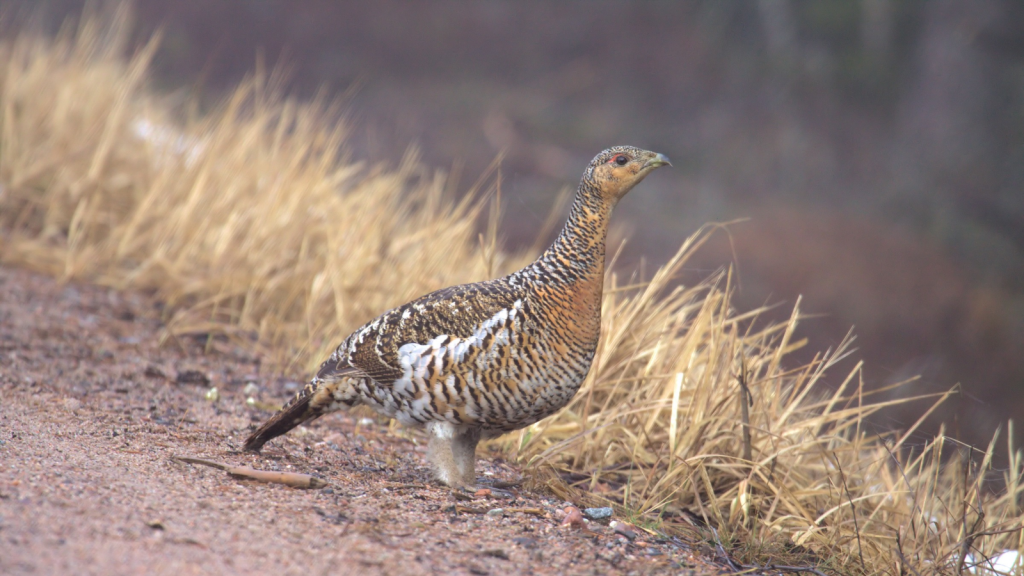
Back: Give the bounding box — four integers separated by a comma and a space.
0, 265, 721, 575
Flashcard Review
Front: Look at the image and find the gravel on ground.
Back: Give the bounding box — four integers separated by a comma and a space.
0, 265, 718, 575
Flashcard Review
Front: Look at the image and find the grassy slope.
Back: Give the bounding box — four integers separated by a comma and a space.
1, 12, 1021, 575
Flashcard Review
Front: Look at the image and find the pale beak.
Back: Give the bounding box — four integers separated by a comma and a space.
644, 152, 672, 169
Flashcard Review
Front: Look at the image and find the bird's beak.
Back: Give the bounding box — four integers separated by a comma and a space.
644, 152, 672, 170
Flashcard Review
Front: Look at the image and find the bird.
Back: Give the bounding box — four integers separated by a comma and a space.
243, 146, 671, 488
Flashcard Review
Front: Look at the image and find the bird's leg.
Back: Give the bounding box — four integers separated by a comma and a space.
451, 427, 481, 487
450, 428, 515, 497
425, 424, 516, 497
426, 422, 463, 487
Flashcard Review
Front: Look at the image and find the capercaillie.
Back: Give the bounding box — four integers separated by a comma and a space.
243, 146, 671, 487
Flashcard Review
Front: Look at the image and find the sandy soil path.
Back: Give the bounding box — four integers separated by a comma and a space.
0, 265, 714, 575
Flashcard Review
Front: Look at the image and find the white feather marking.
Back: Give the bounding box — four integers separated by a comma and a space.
428, 421, 457, 440
386, 301, 532, 423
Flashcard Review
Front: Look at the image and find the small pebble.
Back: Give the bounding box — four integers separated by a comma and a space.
204, 387, 219, 402
583, 507, 613, 521
177, 370, 210, 385
560, 506, 586, 529
610, 520, 637, 540
242, 382, 259, 397
486, 508, 504, 517
482, 548, 509, 560
513, 537, 537, 549
143, 365, 166, 379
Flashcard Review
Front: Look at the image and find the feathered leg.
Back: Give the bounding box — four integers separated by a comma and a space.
452, 428, 481, 486
427, 422, 480, 487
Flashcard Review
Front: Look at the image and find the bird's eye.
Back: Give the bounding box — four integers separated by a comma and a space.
612, 155, 629, 166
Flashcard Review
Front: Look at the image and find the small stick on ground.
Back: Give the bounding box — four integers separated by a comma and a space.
491, 479, 525, 489
504, 507, 544, 516
708, 527, 743, 571
174, 456, 329, 489
764, 565, 830, 576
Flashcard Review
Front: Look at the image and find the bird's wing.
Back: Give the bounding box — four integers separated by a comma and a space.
316, 277, 529, 388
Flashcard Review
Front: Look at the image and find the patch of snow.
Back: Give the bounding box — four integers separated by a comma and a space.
966, 549, 1021, 574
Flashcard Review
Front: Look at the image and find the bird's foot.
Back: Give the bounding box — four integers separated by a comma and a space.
452, 483, 515, 499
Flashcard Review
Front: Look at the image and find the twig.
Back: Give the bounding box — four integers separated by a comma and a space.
956, 517, 984, 572
504, 507, 545, 516
881, 439, 920, 539
707, 526, 743, 572
894, 546, 923, 576
832, 452, 866, 572
956, 476, 986, 575
694, 526, 831, 576
173, 456, 329, 489
972, 524, 1024, 538
764, 565, 830, 576
737, 359, 753, 464
894, 528, 924, 576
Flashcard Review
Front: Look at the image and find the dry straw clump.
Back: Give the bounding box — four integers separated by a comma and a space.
0, 8, 530, 370
1, 12, 1021, 575
516, 238, 1024, 574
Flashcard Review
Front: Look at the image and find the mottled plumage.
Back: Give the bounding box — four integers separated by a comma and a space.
244, 146, 671, 486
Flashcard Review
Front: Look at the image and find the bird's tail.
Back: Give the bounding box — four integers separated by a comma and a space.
243, 368, 360, 452
242, 389, 320, 452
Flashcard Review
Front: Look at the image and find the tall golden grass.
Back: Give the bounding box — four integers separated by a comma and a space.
1, 11, 1021, 575
0, 8, 532, 371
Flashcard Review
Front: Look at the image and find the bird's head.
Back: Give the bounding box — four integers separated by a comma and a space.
582, 146, 671, 204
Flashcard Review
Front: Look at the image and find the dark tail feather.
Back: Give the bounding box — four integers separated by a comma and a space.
244, 366, 358, 452
243, 392, 321, 452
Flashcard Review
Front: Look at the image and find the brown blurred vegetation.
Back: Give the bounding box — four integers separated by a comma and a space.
4, 0, 1024, 452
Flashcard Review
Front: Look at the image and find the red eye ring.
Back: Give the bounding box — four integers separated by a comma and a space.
611, 154, 629, 166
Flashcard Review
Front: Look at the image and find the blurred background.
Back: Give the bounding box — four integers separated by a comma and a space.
4, 0, 1023, 451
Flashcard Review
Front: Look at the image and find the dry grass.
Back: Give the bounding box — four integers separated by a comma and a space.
1, 12, 1021, 575
0, 7, 531, 372
513, 236, 1024, 574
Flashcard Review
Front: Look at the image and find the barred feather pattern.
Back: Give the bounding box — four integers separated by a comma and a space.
244, 145, 668, 453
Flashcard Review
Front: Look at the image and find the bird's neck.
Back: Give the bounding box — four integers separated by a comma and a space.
537, 183, 612, 283
522, 182, 612, 349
